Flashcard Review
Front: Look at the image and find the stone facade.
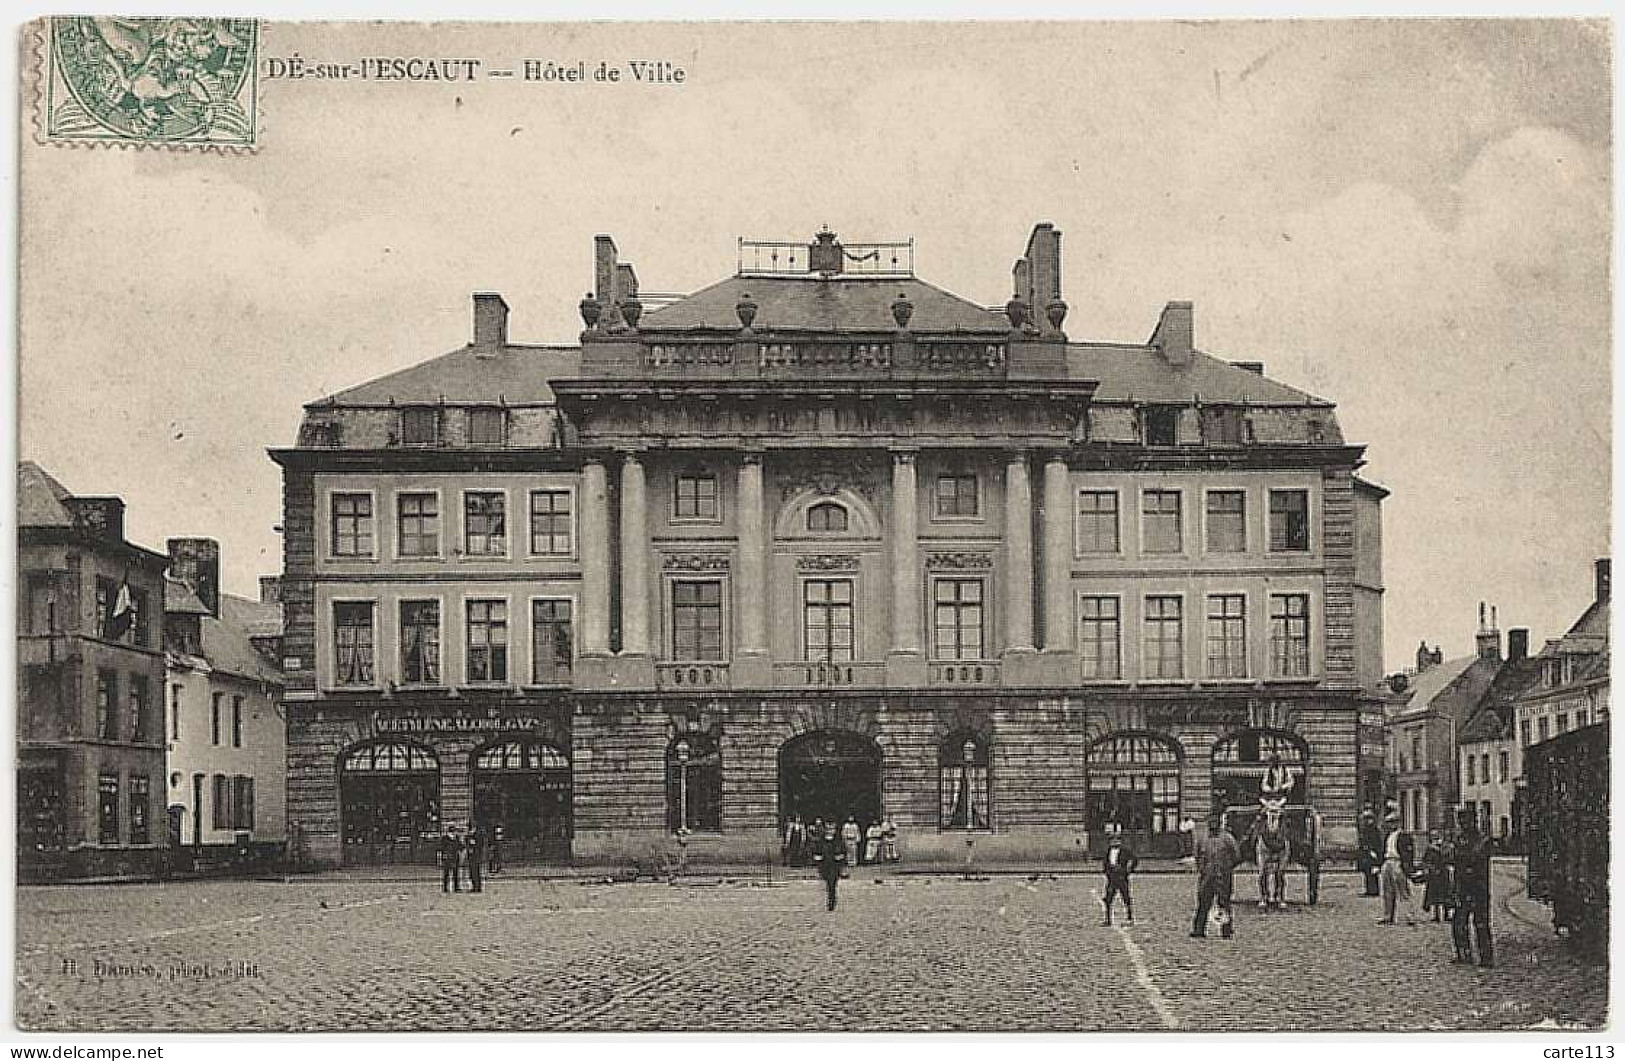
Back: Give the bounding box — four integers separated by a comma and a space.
272, 225, 1386, 868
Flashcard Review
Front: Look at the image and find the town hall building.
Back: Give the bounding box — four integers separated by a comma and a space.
271, 224, 1387, 868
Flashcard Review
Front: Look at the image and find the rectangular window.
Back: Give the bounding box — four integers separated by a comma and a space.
467, 407, 506, 446
1268, 490, 1310, 552
331, 493, 375, 558
1538, 716, 1550, 742
1499, 750, 1509, 782
1206, 491, 1246, 553
529, 490, 573, 556
400, 600, 442, 685
674, 475, 719, 520
233, 777, 255, 832
231, 696, 243, 748
129, 775, 150, 844
1520, 719, 1532, 747
1142, 406, 1179, 446
1077, 491, 1120, 554
1143, 596, 1184, 679
1557, 713, 1569, 734
333, 602, 376, 686
1481, 753, 1490, 784
1577, 708, 1589, 727
1205, 594, 1247, 679
1465, 756, 1476, 786
1079, 597, 1122, 679
465, 599, 509, 684
397, 493, 441, 557
935, 474, 979, 518
463, 491, 508, 556
1202, 406, 1245, 445
672, 581, 724, 661
1411, 731, 1423, 767
531, 599, 574, 684
96, 670, 116, 740
211, 692, 222, 745
400, 406, 438, 445
98, 774, 119, 844
803, 580, 855, 663
131, 588, 150, 647
95, 577, 114, 639
1269, 594, 1312, 677
170, 683, 182, 741
212, 774, 230, 830
932, 579, 985, 661
128, 675, 150, 742
1142, 490, 1183, 553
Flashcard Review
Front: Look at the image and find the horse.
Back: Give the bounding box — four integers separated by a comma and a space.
1250, 797, 1293, 910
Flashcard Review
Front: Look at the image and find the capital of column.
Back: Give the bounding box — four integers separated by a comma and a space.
891, 448, 918, 466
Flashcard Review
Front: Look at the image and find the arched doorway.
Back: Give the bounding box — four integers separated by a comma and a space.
340, 740, 441, 865
1212, 728, 1309, 811
1087, 732, 1183, 857
778, 730, 882, 835
472, 738, 572, 863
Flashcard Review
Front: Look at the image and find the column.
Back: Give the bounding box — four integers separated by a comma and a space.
734, 453, 770, 688
1041, 453, 1076, 663
887, 451, 925, 685
580, 459, 611, 657
619, 452, 649, 656
1003, 451, 1035, 653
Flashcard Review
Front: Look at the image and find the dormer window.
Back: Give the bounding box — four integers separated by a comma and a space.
400, 407, 439, 446
467, 408, 506, 446
1202, 406, 1245, 445
1142, 406, 1179, 446
807, 501, 849, 533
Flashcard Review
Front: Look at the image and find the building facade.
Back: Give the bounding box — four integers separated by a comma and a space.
273, 225, 1386, 868
17, 462, 169, 881
163, 538, 287, 866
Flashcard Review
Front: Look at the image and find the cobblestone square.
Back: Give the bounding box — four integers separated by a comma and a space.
14, 864, 1605, 1033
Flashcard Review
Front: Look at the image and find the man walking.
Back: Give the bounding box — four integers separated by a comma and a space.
465, 823, 485, 894
1451, 810, 1495, 967
1378, 809, 1418, 925
1100, 830, 1139, 926
1191, 816, 1241, 939
813, 821, 848, 911
439, 825, 463, 894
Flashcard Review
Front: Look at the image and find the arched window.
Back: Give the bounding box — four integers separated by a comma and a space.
339, 740, 441, 863
806, 501, 849, 533
476, 740, 570, 771
1211, 728, 1309, 810
667, 732, 722, 833
471, 737, 572, 861
1087, 733, 1182, 849
940, 731, 990, 829
343, 741, 439, 773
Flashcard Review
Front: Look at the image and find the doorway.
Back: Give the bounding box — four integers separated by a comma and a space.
339, 740, 442, 865
778, 730, 882, 834
471, 738, 573, 863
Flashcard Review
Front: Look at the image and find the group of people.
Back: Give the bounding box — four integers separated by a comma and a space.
782, 814, 899, 870
437, 823, 505, 894
1093, 817, 1246, 937
1357, 805, 1496, 966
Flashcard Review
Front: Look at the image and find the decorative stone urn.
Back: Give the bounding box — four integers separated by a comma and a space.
736, 292, 758, 330
579, 292, 602, 330
892, 292, 914, 329
1046, 298, 1069, 332
620, 296, 643, 330
1005, 295, 1029, 331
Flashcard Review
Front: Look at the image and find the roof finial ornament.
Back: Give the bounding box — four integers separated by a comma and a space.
891, 290, 914, 330
736, 291, 758, 331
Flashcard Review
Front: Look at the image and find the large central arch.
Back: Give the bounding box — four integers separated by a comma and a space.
778, 729, 883, 832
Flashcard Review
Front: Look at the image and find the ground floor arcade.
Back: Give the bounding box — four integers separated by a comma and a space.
284, 691, 1367, 869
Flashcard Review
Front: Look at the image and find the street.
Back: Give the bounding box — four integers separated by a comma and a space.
14, 863, 1605, 1032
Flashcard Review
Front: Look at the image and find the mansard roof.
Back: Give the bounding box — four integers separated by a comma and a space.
313, 343, 580, 408
639, 275, 1007, 336
1068, 344, 1333, 407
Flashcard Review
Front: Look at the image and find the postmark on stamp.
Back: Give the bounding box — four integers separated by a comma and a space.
40, 17, 259, 149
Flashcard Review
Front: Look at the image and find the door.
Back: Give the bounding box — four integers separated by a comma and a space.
779, 730, 883, 833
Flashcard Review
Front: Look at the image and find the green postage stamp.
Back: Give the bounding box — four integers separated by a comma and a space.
40, 17, 259, 148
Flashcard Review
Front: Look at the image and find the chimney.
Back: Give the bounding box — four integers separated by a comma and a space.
472, 292, 509, 349
1416, 640, 1434, 672
1476, 601, 1501, 661
1150, 301, 1194, 367
1596, 558, 1611, 604
65, 497, 126, 543
259, 575, 282, 606
594, 234, 621, 329
1022, 223, 1062, 332
1509, 628, 1530, 663
167, 538, 221, 617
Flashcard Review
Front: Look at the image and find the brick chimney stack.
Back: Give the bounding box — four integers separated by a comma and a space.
1596, 557, 1611, 604
1475, 601, 1501, 661
472, 292, 509, 348
1150, 301, 1194, 367
167, 538, 221, 617
1508, 628, 1530, 662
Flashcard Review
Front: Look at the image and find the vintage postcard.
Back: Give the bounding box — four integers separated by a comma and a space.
13, 17, 1611, 1037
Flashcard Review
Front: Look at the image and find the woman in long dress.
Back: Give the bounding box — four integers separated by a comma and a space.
863, 819, 883, 865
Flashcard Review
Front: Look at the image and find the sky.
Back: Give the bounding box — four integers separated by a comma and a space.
16, 19, 1612, 672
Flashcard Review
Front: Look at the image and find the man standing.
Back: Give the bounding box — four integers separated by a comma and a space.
1356, 809, 1382, 897
465, 824, 485, 894
1378, 809, 1418, 925
487, 824, 504, 876
813, 821, 847, 911
439, 826, 462, 894
840, 816, 861, 876
1191, 816, 1242, 939
1451, 810, 1495, 967
1100, 830, 1139, 926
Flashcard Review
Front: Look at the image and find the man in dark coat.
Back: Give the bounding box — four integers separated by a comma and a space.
812, 822, 847, 911
1451, 810, 1495, 967
1191, 816, 1242, 939
1100, 830, 1139, 926
439, 826, 462, 893
465, 824, 485, 894
1356, 809, 1382, 897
